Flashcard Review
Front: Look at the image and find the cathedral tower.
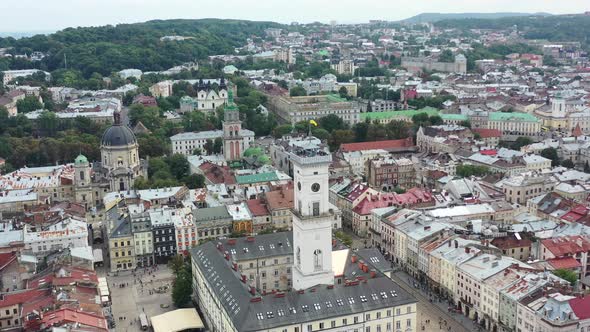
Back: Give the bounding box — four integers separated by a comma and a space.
290, 144, 334, 290
223, 89, 244, 161
73, 154, 93, 210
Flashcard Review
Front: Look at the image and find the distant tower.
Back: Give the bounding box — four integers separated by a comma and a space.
223, 89, 244, 161
73, 154, 93, 210
454, 54, 467, 74
291, 145, 334, 290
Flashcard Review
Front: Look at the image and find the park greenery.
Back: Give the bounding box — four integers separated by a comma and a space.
552, 268, 578, 286
169, 255, 192, 307
456, 164, 491, 178
0, 19, 283, 78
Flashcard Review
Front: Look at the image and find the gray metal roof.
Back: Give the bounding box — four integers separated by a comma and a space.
193, 206, 231, 222
191, 237, 416, 331
218, 232, 293, 261
101, 123, 137, 147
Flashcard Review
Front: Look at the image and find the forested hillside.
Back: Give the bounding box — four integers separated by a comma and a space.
435, 14, 590, 49
0, 19, 284, 77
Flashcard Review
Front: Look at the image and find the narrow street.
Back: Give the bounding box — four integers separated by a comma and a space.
343, 228, 480, 332
390, 271, 480, 332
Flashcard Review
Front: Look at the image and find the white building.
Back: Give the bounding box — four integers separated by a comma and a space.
23, 217, 89, 255
118, 69, 143, 80
170, 129, 254, 156
2, 69, 50, 85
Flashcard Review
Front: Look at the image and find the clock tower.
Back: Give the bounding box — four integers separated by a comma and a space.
290, 145, 334, 290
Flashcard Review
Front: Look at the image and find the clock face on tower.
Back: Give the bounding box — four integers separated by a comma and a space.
311, 183, 320, 192
297, 182, 302, 191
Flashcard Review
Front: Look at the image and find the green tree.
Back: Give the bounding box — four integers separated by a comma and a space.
290, 85, 307, 97
511, 137, 533, 150
438, 50, 455, 63
168, 254, 186, 275
183, 174, 205, 189
311, 128, 330, 140
272, 124, 293, 138
459, 120, 471, 128
353, 120, 369, 142
167, 154, 189, 181
338, 86, 348, 99
318, 114, 347, 133
16, 96, 43, 114
172, 266, 192, 308
541, 147, 560, 167
561, 159, 575, 169
328, 129, 355, 151
37, 111, 59, 137
552, 268, 577, 286
203, 139, 214, 155
128, 104, 162, 130
385, 120, 411, 139
213, 137, 223, 154
456, 164, 490, 178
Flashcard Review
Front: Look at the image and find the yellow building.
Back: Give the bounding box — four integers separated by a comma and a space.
108, 216, 136, 272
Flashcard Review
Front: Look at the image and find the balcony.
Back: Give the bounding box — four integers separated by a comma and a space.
289, 152, 332, 165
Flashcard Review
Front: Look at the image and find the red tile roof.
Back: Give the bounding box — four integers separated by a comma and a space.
246, 199, 270, 217
561, 211, 585, 223
541, 236, 590, 257
472, 128, 502, 138
27, 267, 98, 289
37, 308, 108, 332
0, 252, 17, 271
569, 296, 590, 320
547, 257, 581, 270
340, 138, 414, 153
346, 183, 371, 202
479, 149, 497, 156
491, 236, 532, 250
0, 289, 49, 307
353, 188, 433, 215
199, 162, 236, 185
265, 188, 293, 211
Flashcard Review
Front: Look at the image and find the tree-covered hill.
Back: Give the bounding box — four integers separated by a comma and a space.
0, 19, 284, 77
401, 12, 551, 24
435, 14, 590, 49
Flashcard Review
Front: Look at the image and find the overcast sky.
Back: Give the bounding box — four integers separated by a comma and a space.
0, 0, 588, 32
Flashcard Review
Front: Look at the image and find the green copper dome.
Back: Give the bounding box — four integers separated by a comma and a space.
75, 154, 88, 165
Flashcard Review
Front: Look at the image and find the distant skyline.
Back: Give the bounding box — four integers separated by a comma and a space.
0, 0, 588, 33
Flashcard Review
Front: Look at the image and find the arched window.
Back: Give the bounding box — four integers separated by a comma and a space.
313, 249, 322, 271
79, 171, 85, 181
296, 247, 301, 267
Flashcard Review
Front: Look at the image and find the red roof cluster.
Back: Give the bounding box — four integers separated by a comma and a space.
561, 204, 589, 223
479, 149, 498, 156
353, 188, 434, 215
541, 235, 590, 257
340, 138, 414, 153
199, 162, 236, 185
547, 257, 582, 270
0, 252, 17, 271
246, 198, 270, 217
569, 296, 590, 320
29, 308, 108, 332
0, 288, 49, 307
472, 128, 502, 138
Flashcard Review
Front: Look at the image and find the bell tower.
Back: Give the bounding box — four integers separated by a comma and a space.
73, 154, 93, 210
223, 88, 244, 161
290, 145, 334, 290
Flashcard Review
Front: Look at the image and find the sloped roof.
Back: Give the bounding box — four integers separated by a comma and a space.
340, 138, 414, 153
